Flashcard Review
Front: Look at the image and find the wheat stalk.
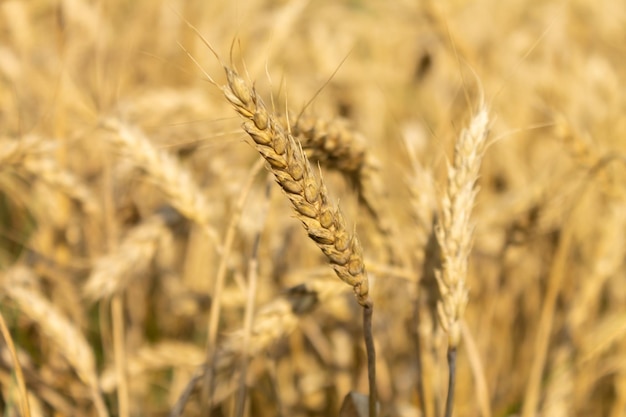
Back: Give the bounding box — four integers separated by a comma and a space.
0, 310, 31, 417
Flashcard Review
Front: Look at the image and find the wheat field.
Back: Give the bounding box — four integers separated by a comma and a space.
1, 1, 625, 416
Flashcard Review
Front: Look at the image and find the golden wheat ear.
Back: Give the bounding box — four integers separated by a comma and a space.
221, 67, 370, 306
219, 65, 377, 417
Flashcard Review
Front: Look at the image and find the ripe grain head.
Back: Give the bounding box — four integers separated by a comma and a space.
220, 67, 370, 307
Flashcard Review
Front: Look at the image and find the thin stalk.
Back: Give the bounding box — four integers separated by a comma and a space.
169, 367, 205, 417
444, 347, 457, 417
235, 177, 271, 417
363, 300, 377, 417
104, 145, 127, 417
202, 159, 264, 415
0, 311, 31, 417
412, 307, 428, 417
234, 239, 259, 417
112, 296, 129, 417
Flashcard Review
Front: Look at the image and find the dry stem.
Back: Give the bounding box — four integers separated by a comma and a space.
0, 310, 31, 417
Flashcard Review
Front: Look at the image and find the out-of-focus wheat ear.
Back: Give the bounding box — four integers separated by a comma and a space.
287, 115, 368, 179
83, 213, 170, 301
169, 277, 347, 416
569, 200, 626, 335
435, 102, 489, 417
2, 266, 109, 417
100, 119, 221, 252
0, 134, 98, 214
0, 349, 78, 415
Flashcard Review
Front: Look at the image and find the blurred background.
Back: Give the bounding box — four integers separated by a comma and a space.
1, 1, 625, 416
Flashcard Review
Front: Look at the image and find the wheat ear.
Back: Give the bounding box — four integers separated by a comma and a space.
1, 134, 98, 214
436, 103, 489, 347
435, 102, 489, 417
214, 65, 376, 416
83, 213, 170, 301
101, 119, 221, 251
221, 68, 370, 306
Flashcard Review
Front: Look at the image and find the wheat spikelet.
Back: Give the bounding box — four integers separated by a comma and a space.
101, 119, 221, 251
83, 213, 170, 301
221, 67, 370, 306
1, 266, 109, 417
435, 103, 489, 348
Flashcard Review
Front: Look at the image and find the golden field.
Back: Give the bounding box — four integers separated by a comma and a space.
0, 1, 625, 416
